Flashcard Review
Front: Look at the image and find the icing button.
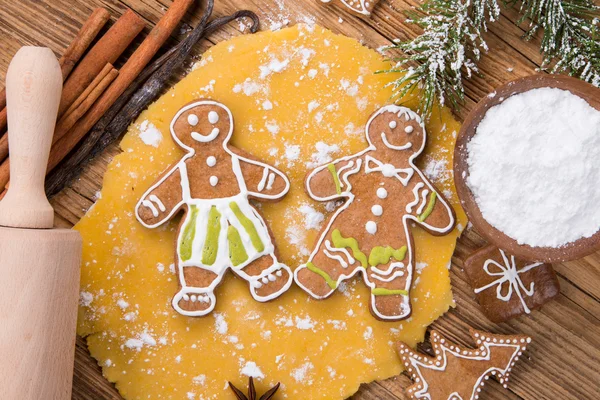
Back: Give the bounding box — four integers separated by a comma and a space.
376, 187, 388, 199
371, 205, 383, 216
366, 221, 377, 234
210, 176, 219, 186
206, 156, 217, 167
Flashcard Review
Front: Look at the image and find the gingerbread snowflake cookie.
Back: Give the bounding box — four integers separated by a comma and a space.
464, 245, 560, 323
398, 328, 531, 400
320, 0, 380, 17
135, 100, 292, 317
294, 105, 456, 320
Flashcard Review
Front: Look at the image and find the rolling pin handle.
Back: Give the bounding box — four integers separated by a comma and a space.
0, 46, 62, 229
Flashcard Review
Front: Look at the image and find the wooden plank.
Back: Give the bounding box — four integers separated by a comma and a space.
0, 0, 599, 399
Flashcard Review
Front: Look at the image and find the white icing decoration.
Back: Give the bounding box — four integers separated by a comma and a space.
294, 105, 455, 321
366, 221, 377, 234
191, 127, 220, 142
206, 156, 216, 167
381, 132, 412, 150
416, 189, 430, 214
323, 248, 348, 268
474, 250, 542, 314
334, 0, 372, 15
365, 155, 414, 185
266, 172, 276, 190
257, 168, 269, 192
370, 269, 405, 283
208, 111, 219, 124
210, 176, 219, 186
376, 187, 387, 199
371, 205, 383, 216
135, 101, 293, 317
325, 240, 355, 265
389, 121, 397, 129
142, 200, 159, 217
187, 114, 199, 126
405, 125, 414, 133
149, 195, 166, 212
406, 182, 425, 213
335, 160, 355, 189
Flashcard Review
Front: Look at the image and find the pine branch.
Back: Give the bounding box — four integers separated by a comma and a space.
382, 0, 600, 117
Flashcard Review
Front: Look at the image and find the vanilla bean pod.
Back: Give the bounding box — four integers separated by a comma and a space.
46, 7, 259, 196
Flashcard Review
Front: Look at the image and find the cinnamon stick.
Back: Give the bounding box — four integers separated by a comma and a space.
58, 9, 145, 117
45, 10, 260, 197
58, 8, 111, 81
55, 65, 118, 141
0, 8, 112, 157
47, 0, 194, 174
62, 64, 115, 121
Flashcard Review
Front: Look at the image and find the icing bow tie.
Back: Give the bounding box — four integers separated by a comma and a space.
364, 155, 414, 186
474, 251, 542, 314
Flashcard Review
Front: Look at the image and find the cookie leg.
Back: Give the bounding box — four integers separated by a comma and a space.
235, 254, 292, 302
295, 247, 355, 299
368, 262, 412, 320
172, 266, 224, 317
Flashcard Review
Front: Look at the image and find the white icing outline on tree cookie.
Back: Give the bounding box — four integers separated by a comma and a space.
135, 100, 292, 317
294, 105, 455, 320
398, 329, 531, 399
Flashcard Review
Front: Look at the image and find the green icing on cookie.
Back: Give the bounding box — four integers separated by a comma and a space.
368, 246, 408, 267
371, 288, 408, 296
307, 262, 337, 289
331, 229, 368, 267
202, 206, 222, 265
179, 205, 199, 262
230, 202, 264, 252
228, 225, 248, 266
327, 163, 342, 195
418, 191, 437, 222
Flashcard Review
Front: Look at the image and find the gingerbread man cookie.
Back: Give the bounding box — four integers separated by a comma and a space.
319, 0, 380, 16
135, 100, 292, 317
464, 245, 560, 323
294, 105, 455, 320
398, 328, 531, 400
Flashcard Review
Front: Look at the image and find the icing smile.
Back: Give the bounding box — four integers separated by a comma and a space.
381, 132, 412, 150
191, 127, 220, 142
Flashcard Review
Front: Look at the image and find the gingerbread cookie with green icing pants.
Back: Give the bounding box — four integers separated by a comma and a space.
135, 100, 292, 317
294, 105, 456, 320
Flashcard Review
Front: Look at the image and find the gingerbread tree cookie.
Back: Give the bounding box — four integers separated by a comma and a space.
319, 0, 380, 17
135, 100, 292, 317
464, 245, 560, 323
398, 328, 531, 400
294, 105, 455, 320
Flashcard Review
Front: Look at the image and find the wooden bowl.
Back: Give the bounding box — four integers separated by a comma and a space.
454, 74, 600, 263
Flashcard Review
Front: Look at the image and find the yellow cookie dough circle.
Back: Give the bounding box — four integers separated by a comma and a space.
76, 24, 467, 399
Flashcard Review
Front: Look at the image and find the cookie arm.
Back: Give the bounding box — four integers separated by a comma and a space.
135, 165, 184, 228
237, 155, 290, 201
306, 158, 357, 201
408, 175, 455, 235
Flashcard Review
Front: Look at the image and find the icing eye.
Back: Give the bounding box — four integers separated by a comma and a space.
208, 111, 219, 124
187, 114, 199, 126
389, 121, 397, 129
405, 126, 414, 134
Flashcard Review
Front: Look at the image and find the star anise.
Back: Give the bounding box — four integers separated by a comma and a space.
228, 377, 280, 400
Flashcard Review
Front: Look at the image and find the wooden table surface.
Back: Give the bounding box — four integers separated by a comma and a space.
1, 0, 599, 399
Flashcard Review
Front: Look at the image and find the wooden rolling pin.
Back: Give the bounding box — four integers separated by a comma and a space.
0, 47, 82, 399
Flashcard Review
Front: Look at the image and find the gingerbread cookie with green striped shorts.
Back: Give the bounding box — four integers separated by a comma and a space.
294, 105, 455, 320
135, 100, 292, 317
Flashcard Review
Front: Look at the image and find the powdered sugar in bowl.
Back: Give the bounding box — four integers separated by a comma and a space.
454, 75, 600, 262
